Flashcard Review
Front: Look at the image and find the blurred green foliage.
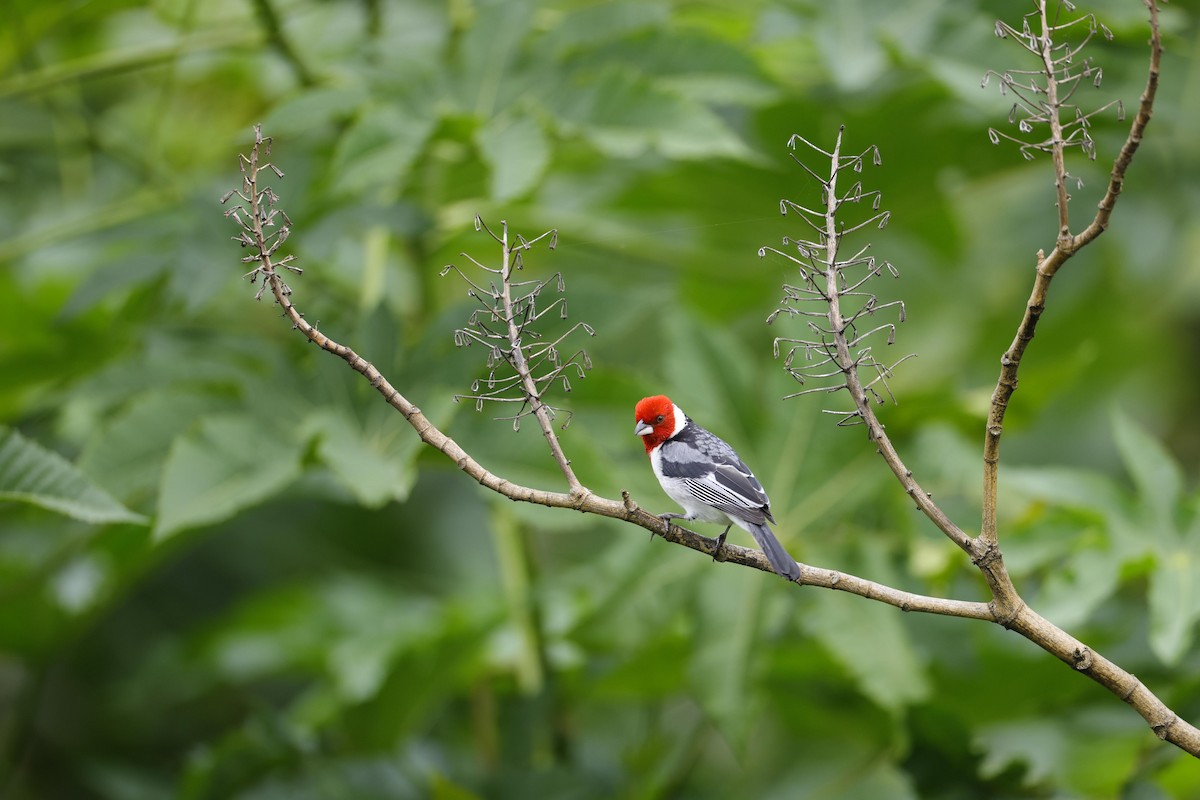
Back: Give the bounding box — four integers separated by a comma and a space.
2, 0, 1200, 797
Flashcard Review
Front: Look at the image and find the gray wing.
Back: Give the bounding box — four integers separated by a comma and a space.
661, 424, 774, 525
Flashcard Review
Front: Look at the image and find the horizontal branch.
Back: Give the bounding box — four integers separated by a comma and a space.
272, 259, 1200, 755
263, 267, 990, 621
264, 264, 1200, 751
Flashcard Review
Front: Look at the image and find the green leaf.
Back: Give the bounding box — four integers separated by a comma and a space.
548, 1, 668, 57
662, 312, 756, 433
78, 389, 236, 503
226, 756, 421, 800
60, 252, 167, 318
154, 416, 303, 540
1036, 545, 1122, 630
1002, 466, 1124, 522
1112, 409, 1182, 532
476, 115, 550, 201
569, 29, 776, 106
332, 104, 437, 195
1147, 547, 1200, 665
0, 426, 146, 525
688, 567, 765, 745
430, 774, 484, 800
804, 591, 930, 713
767, 740, 918, 800
977, 711, 1144, 795
977, 719, 1064, 785
452, 0, 537, 116
555, 68, 751, 160
262, 84, 370, 136
302, 409, 418, 508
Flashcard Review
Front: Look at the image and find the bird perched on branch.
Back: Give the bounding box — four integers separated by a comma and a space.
634, 395, 800, 581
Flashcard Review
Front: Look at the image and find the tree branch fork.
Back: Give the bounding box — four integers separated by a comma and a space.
222, 0, 1198, 758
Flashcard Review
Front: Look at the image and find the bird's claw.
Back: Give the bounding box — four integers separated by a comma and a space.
712, 529, 729, 563
654, 513, 674, 541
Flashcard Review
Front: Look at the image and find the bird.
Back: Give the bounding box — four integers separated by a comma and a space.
634, 394, 800, 581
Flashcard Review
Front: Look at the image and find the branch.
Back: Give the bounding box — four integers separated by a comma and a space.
494, 221, 584, 492
224, 8, 1198, 752
980, 0, 1161, 547
442, 218, 592, 491
1038, 0, 1074, 244
1006, 605, 1200, 752
774, 127, 978, 560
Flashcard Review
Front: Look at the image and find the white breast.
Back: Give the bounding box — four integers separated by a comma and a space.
649, 445, 731, 525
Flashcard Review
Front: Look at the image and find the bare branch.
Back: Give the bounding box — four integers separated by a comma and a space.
1037, 0, 1073, 242
222, 128, 999, 626
810, 127, 972, 552
984, 1, 1128, 176
759, 23, 1188, 749
438, 218, 595, 490
980, 0, 1162, 548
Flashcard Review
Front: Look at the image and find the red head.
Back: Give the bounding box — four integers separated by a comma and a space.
634, 395, 680, 453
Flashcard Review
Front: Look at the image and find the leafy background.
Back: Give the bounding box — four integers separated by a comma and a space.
2, 0, 1200, 797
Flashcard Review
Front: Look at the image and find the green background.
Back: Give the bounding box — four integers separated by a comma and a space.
3, 0, 1200, 796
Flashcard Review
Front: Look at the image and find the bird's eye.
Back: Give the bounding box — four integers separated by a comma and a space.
655, 414, 664, 424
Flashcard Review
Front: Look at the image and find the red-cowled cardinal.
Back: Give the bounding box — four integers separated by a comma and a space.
634, 394, 800, 581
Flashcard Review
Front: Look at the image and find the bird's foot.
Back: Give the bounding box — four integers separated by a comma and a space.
655, 513, 685, 542
712, 528, 730, 563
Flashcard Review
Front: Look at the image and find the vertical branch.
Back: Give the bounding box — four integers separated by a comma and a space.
820, 130, 855, 412
1074, 0, 1162, 247
980, 0, 1161, 549
440, 218, 594, 494
1037, 0, 1073, 244
768, 126, 1019, 606
496, 222, 585, 493
813, 128, 977, 558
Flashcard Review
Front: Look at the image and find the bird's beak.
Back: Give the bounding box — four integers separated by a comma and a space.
634, 420, 653, 437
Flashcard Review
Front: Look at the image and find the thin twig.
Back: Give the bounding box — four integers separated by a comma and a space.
1039, 0, 1074, 244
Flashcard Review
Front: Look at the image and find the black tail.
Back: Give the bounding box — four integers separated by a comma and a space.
748, 522, 800, 581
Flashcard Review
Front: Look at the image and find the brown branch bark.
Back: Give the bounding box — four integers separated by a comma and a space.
816, 128, 976, 558
971, 0, 1184, 754
1039, 0, 1074, 248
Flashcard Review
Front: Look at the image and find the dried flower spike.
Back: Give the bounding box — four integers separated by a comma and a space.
442, 218, 594, 431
